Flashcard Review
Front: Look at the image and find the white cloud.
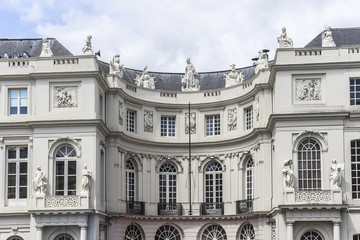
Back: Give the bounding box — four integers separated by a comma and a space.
5, 0, 360, 72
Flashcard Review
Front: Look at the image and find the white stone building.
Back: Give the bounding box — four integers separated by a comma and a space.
0, 27, 360, 240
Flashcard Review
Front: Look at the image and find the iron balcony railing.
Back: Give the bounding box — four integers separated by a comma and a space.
200, 202, 224, 215
126, 201, 145, 215
236, 199, 253, 214
157, 202, 183, 216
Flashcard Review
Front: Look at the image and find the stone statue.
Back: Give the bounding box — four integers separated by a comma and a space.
277, 27, 293, 48
144, 110, 153, 133
254, 96, 260, 122
135, 66, 155, 89
224, 64, 244, 87
181, 58, 200, 91
282, 159, 294, 189
330, 159, 342, 189
110, 54, 124, 78
255, 50, 269, 74
82, 35, 93, 55
118, 100, 124, 126
228, 108, 237, 131
39, 38, 53, 57
32, 166, 47, 194
322, 26, 336, 47
185, 112, 196, 134
81, 164, 92, 193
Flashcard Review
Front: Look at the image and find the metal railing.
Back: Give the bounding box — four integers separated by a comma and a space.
157, 202, 183, 216
126, 201, 145, 215
236, 199, 253, 214
200, 202, 224, 215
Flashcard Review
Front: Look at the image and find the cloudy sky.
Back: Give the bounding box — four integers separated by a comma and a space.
0, 0, 360, 72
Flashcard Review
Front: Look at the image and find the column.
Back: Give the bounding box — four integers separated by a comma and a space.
80, 226, 88, 240
36, 226, 43, 240
286, 222, 294, 240
333, 221, 340, 240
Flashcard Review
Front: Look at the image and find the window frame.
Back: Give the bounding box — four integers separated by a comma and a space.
125, 159, 136, 202
246, 159, 254, 200
161, 116, 176, 137
204, 161, 223, 204
54, 145, 77, 196
8, 88, 28, 116
351, 140, 360, 199
127, 109, 136, 133
6, 146, 28, 205
350, 78, 360, 105
205, 114, 221, 136
159, 163, 177, 204
244, 106, 253, 130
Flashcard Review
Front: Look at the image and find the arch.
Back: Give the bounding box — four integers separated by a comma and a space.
156, 155, 182, 173
53, 233, 74, 240
155, 224, 182, 240
238, 151, 253, 170
237, 222, 255, 240
125, 151, 143, 170
199, 223, 227, 240
300, 230, 324, 240
125, 223, 144, 240
199, 155, 225, 172
49, 137, 81, 159
293, 131, 328, 152
7, 236, 24, 240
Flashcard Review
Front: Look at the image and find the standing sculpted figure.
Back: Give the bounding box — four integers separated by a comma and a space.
181, 58, 200, 91
32, 166, 47, 194
282, 159, 294, 189
224, 64, 244, 87
135, 66, 155, 89
277, 27, 293, 48
110, 54, 124, 78
254, 50, 269, 74
330, 159, 342, 189
322, 26, 336, 47
82, 35, 93, 54
39, 38, 53, 57
81, 164, 92, 193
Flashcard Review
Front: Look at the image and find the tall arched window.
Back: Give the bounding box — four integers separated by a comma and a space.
298, 138, 321, 190
201, 224, 227, 240
155, 225, 181, 240
125, 224, 142, 240
125, 159, 136, 201
246, 159, 254, 199
159, 163, 177, 203
300, 230, 323, 240
239, 223, 255, 240
55, 146, 77, 195
205, 161, 223, 204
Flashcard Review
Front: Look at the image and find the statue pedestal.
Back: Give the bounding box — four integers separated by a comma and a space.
35, 193, 45, 208
80, 192, 90, 208
284, 189, 295, 204
332, 189, 342, 204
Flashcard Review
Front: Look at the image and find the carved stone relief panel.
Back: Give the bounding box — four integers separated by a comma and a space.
118, 100, 124, 126
295, 78, 321, 101
185, 112, 196, 134
53, 86, 78, 108
228, 108, 237, 131
144, 110, 153, 133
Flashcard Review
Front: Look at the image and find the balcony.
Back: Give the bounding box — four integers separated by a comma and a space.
37, 194, 89, 209
284, 189, 342, 205
200, 202, 224, 215
157, 202, 183, 216
126, 201, 145, 215
236, 199, 253, 214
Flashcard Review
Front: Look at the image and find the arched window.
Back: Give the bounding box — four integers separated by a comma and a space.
7, 236, 24, 240
125, 224, 142, 240
205, 161, 223, 204
298, 138, 321, 190
155, 225, 181, 240
3, 52, 10, 58
125, 159, 136, 201
201, 224, 227, 240
55, 146, 77, 195
54, 233, 74, 240
246, 159, 254, 199
159, 163, 177, 203
300, 230, 323, 240
239, 223, 255, 240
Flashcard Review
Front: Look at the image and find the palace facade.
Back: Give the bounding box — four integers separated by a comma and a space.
1, 27, 360, 240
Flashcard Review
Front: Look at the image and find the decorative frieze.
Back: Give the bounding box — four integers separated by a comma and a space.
45, 195, 80, 208
144, 110, 153, 133
118, 100, 124, 126
53, 58, 79, 65
227, 108, 237, 131
8, 60, 29, 68
295, 50, 321, 56
295, 79, 321, 101
185, 112, 196, 134
295, 190, 331, 203
53, 86, 78, 108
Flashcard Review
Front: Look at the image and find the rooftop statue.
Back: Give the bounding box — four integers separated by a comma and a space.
39, 38, 53, 57
181, 58, 200, 91
82, 35, 93, 55
224, 64, 244, 87
322, 26, 336, 47
110, 54, 124, 78
135, 66, 155, 89
254, 50, 269, 74
277, 27, 293, 48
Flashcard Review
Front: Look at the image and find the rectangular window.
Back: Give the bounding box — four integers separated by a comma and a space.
9, 89, 27, 115
350, 78, 360, 105
161, 116, 176, 137
245, 107, 253, 130
206, 115, 220, 136
127, 110, 136, 133
351, 140, 360, 199
7, 146, 28, 203
354, 234, 360, 240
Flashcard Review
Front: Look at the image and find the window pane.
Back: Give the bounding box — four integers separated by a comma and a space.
8, 188, 16, 199
8, 162, 16, 174
20, 107, 27, 114
56, 161, 64, 175
10, 90, 18, 98
10, 98, 18, 107
8, 175, 16, 186
68, 176, 76, 190
20, 89, 27, 97
20, 147, 28, 158
19, 187, 27, 198
10, 107, 18, 115
68, 161, 76, 174
56, 176, 64, 190
20, 175, 27, 186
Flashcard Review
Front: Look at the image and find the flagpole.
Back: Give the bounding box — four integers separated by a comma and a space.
188, 102, 192, 215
